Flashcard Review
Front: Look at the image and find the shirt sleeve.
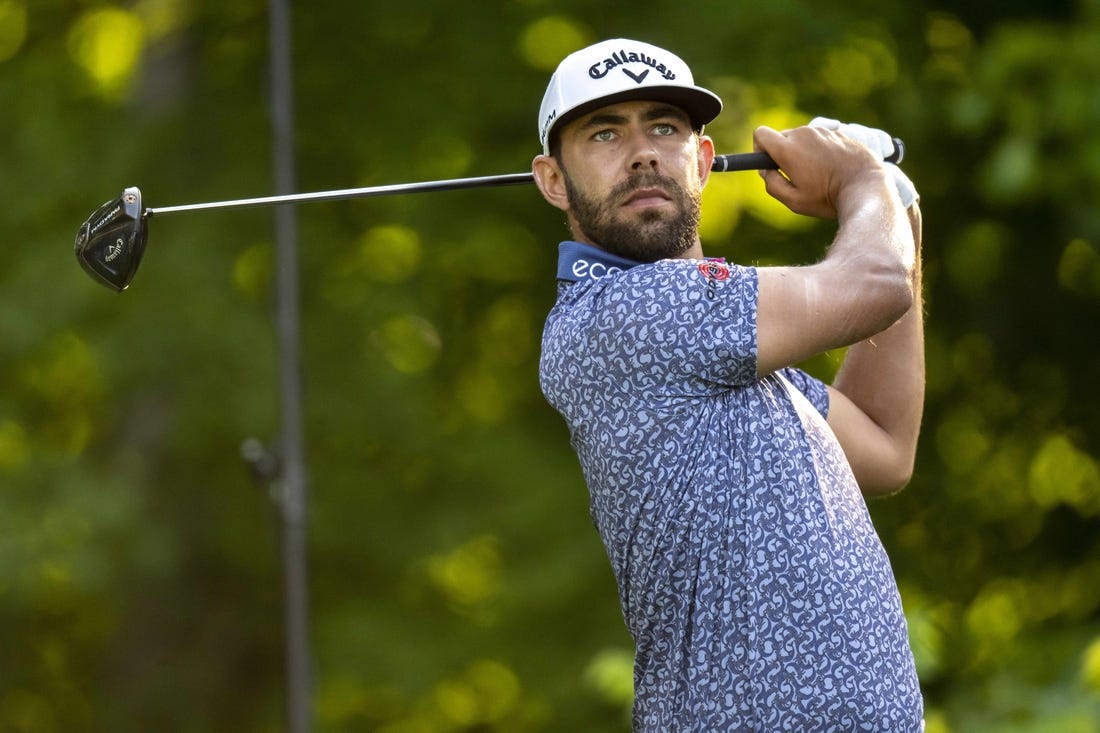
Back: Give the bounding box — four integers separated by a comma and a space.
778, 366, 830, 418
598, 259, 759, 390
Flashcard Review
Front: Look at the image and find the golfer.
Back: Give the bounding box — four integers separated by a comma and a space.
533, 39, 925, 731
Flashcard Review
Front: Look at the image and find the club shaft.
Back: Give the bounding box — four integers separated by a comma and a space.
145, 173, 536, 216
144, 140, 903, 217
143, 152, 777, 218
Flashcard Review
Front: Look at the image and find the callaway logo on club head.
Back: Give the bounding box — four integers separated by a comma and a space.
588, 48, 677, 83
104, 236, 126, 263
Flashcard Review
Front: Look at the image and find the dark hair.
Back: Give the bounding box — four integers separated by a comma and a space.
548, 132, 563, 164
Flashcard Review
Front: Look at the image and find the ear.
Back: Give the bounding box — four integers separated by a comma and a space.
697, 134, 715, 188
532, 154, 570, 212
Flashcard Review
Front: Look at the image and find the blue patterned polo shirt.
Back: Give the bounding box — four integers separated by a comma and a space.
540, 241, 923, 731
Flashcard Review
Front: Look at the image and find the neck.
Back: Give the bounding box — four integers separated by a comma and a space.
677, 240, 705, 260
567, 229, 706, 263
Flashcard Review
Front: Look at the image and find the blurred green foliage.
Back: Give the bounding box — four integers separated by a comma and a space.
1, 0, 1098, 730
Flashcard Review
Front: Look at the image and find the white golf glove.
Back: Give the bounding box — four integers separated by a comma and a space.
810, 117, 918, 208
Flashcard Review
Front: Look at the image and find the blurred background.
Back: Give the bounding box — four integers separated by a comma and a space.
2, 0, 1099, 731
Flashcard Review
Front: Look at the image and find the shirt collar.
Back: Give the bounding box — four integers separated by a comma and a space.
556, 241, 642, 283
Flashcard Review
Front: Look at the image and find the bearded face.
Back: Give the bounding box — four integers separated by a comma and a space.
562, 168, 702, 263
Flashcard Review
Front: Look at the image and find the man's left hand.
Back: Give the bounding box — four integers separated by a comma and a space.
810, 117, 919, 208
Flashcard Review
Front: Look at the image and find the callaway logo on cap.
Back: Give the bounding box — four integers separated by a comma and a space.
538, 38, 723, 154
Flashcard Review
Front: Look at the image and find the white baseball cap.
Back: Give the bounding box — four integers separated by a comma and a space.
537, 38, 723, 155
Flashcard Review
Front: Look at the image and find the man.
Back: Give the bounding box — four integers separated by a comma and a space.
532, 38, 925, 731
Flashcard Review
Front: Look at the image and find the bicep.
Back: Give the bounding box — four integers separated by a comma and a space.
756, 266, 839, 377
825, 385, 914, 496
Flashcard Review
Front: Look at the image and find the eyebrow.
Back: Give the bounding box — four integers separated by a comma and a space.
577, 104, 692, 132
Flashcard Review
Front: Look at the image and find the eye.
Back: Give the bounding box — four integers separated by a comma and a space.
592, 129, 616, 142
653, 122, 677, 136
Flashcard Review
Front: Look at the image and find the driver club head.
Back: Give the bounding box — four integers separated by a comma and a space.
74, 186, 149, 292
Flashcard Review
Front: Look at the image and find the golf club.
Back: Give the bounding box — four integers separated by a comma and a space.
74, 141, 904, 292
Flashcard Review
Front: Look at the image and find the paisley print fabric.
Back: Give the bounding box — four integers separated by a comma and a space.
540, 242, 923, 731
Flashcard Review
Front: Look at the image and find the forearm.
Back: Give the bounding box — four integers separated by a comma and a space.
822, 176, 917, 342
830, 204, 925, 493
755, 174, 916, 376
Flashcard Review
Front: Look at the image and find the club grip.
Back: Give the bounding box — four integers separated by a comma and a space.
711, 137, 905, 172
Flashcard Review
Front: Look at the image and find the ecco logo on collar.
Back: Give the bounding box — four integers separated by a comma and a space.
556, 241, 640, 282
572, 259, 622, 281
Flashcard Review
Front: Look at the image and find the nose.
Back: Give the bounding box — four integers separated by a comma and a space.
627, 132, 659, 172
630, 150, 659, 172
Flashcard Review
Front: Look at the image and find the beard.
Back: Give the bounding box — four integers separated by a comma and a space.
563, 169, 702, 262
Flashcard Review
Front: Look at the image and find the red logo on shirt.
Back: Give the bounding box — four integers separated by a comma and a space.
698, 261, 730, 282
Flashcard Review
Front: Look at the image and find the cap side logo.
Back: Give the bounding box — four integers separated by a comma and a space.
540, 108, 557, 144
